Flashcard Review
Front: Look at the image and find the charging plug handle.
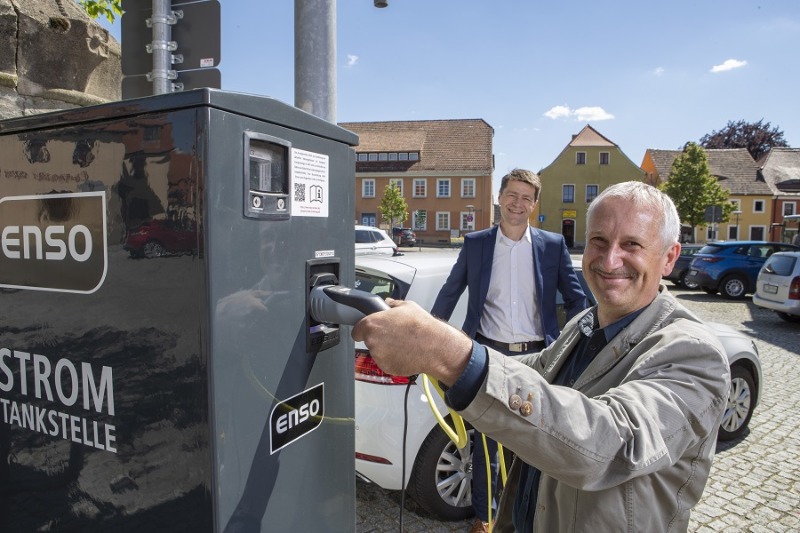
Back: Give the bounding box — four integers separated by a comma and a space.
309, 285, 390, 325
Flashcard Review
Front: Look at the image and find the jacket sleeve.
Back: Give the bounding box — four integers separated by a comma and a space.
430, 245, 469, 320
556, 237, 588, 321
459, 320, 729, 491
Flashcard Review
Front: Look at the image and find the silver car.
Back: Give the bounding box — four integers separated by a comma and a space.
752, 251, 800, 322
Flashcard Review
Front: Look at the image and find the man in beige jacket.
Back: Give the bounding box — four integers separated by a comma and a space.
353, 181, 730, 532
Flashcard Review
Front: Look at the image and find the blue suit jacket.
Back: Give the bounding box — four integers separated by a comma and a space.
431, 225, 587, 346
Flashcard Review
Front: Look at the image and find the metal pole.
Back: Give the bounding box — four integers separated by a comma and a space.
151, 0, 172, 95
295, 0, 336, 122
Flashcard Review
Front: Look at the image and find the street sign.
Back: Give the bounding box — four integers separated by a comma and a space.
122, 68, 221, 100
121, 0, 221, 76
538, 214, 545, 222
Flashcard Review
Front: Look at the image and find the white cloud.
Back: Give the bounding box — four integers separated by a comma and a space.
710, 59, 747, 73
652, 67, 665, 76
346, 54, 359, 68
543, 105, 572, 119
543, 105, 614, 121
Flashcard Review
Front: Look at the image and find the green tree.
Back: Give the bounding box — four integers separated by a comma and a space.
699, 119, 788, 162
77, 0, 123, 23
378, 183, 408, 241
660, 143, 733, 240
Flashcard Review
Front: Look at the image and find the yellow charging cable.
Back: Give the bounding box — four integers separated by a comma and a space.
421, 373, 508, 531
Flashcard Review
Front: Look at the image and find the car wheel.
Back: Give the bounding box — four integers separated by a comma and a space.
720, 274, 747, 300
143, 240, 167, 258
679, 272, 699, 290
407, 423, 475, 521
718, 365, 756, 441
702, 287, 717, 295
776, 311, 800, 323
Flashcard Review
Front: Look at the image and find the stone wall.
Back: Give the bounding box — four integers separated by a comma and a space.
0, 0, 121, 119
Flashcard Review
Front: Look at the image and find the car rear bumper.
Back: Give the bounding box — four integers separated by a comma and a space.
752, 293, 800, 315
685, 270, 717, 288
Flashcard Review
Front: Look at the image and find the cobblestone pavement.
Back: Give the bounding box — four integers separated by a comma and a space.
355, 285, 800, 532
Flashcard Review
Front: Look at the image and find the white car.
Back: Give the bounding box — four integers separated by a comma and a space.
355, 225, 398, 256
352, 253, 762, 521
752, 251, 800, 322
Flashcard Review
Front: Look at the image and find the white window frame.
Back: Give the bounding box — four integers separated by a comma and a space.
599, 152, 610, 165
413, 209, 427, 231
389, 178, 404, 196
437, 178, 451, 198
436, 211, 450, 231
753, 199, 765, 213
461, 178, 476, 198
576, 152, 586, 165
362, 179, 375, 198
586, 184, 599, 203
563, 184, 575, 203
750, 225, 767, 240
413, 178, 427, 198
783, 202, 796, 216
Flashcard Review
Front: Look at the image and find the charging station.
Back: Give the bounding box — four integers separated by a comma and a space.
0, 89, 358, 532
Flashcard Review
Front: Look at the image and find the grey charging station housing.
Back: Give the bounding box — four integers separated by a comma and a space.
0, 89, 358, 532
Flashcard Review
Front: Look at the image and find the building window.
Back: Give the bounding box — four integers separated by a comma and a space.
462, 178, 476, 198
784, 202, 796, 216
388, 153, 398, 161
563, 184, 575, 203
362, 179, 375, 198
413, 210, 427, 231
576, 152, 586, 165
436, 212, 450, 231
437, 179, 451, 198
728, 225, 739, 240
599, 152, 610, 165
413, 179, 427, 198
586, 184, 598, 203
409, 152, 420, 161
461, 212, 475, 231
357, 153, 368, 162
399, 153, 409, 161
378, 153, 388, 161
389, 178, 404, 196
368, 153, 378, 161
753, 199, 765, 213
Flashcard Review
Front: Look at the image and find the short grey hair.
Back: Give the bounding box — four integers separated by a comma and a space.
586, 181, 680, 249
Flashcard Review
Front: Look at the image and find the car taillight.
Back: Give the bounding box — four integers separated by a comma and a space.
355, 349, 411, 384
790, 276, 800, 300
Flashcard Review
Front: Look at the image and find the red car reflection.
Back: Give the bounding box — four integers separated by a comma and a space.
124, 218, 200, 258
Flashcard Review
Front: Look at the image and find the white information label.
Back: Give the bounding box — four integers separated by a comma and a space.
291, 148, 329, 218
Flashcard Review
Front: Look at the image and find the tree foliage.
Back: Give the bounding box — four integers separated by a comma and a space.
699, 119, 788, 162
660, 143, 733, 239
77, 0, 122, 23
378, 183, 408, 236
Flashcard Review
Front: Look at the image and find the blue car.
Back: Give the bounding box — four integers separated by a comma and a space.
685, 241, 800, 299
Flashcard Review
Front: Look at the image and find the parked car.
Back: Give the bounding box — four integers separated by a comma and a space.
124, 217, 200, 259
392, 227, 417, 247
685, 241, 800, 299
752, 251, 800, 322
663, 243, 703, 289
355, 225, 398, 256
352, 253, 762, 521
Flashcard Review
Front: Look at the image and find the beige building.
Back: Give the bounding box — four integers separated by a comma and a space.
538, 125, 644, 248
339, 119, 494, 245
642, 148, 773, 243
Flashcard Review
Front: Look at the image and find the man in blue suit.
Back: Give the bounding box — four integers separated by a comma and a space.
431, 168, 586, 533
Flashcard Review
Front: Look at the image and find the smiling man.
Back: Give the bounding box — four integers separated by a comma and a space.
353, 181, 730, 532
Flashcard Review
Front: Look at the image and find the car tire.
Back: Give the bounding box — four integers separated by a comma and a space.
720, 274, 747, 300
407, 422, 475, 521
143, 240, 167, 258
679, 272, 699, 290
718, 364, 756, 441
776, 311, 800, 323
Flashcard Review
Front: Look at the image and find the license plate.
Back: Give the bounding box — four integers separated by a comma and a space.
764, 284, 778, 294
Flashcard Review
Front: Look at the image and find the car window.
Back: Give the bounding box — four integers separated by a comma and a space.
698, 245, 723, 254
354, 269, 409, 300
355, 229, 373, 244
680, 247, 699, 257
762, 255, 797, 276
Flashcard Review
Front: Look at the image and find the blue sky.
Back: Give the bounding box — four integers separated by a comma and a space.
99, 1, 800, 196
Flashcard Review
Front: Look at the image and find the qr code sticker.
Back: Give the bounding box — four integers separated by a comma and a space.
294, 183, 306, 203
